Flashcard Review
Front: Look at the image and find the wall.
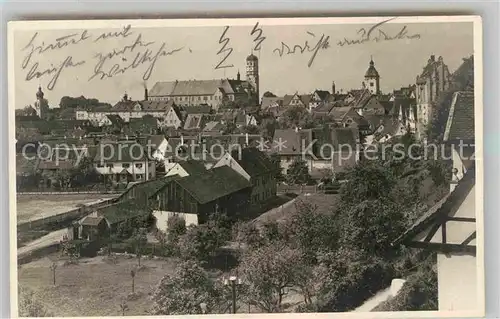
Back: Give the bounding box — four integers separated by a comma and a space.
153, 210, 198, 232
17, 198, 116, 233
437, 252, 478, 311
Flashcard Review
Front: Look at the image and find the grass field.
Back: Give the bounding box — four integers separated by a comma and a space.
16, 194, 118, 224
18, 254, 179, 317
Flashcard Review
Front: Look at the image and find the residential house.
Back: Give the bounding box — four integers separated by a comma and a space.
272, 128, 315, 175
261, 96, 283, 110
183, 113, 208, 131
395, 89, 478, 312
309, 89, 331, 111
282, 93, 311, 109
151, 166, 252, 231
158, 104, 183, 129
69, 200, 151, 241
309, 127, 359, 178
214, 147, 277, 206
165, 159, 208, 177
94, 140, 156, 185
126, 115, 159, 135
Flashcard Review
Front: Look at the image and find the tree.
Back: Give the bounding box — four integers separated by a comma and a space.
130, 269, 136, 293
339, 162, 395, 204
49, 262, 57, 285
178, 224, 221, 263
238, 244, 303, 312
18, 286, 52, 317
166, 215, 187, 243
128, 228, 147, 266
286, 158, 311, 185
262, 91, 277, 98
152, 260, 226, 315
339, 199, 405, 257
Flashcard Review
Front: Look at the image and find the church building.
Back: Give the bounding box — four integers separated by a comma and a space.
33, 86, 49, 119
147, 54, 260, 110
363, 57, 380, 95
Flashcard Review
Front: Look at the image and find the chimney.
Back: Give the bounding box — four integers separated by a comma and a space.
144, 86, 148, 101
332, 81, 336, 96
123, 93, 128, 102
237, 70, 241, 81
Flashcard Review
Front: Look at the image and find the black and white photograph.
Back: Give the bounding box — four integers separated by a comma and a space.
8, 16, 483, 318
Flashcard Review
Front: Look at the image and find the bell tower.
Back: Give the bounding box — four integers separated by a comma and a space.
363, 56, 380, 95
246, 53, 259, 103
34, 86, 49, 119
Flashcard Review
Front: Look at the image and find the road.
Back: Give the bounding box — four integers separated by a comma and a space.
18, 229, 67, 257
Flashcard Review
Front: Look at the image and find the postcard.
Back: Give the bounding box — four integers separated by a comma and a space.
8, 16, 483, 318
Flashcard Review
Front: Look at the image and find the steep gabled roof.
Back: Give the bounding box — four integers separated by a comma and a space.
230, 147, 275, 177
174, 166, 251, 204
444, 91, 475, 142
97, 200, 151, 225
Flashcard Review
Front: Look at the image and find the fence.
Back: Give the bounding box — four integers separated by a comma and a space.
277, 184, 341, 195
18, 191, 123, 195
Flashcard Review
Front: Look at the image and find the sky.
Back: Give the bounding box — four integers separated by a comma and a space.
11, 19, 474, 109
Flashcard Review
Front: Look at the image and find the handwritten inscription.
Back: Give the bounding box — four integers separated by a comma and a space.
215, 26, 234, 70
273, 31, 330, 68
94, 24, 133, 42
21, 31, 90, 69
25, 56, 85, 91
20, 25, 184, 90
250, 22, 266, 51
90, 42, 183, 81
337, 18, 421, 46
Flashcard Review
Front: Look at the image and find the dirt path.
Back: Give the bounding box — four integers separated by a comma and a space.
18, 229, 66, 257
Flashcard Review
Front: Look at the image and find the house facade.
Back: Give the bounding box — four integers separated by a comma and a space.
415, 55, 451, 138
214, 147, 277, 206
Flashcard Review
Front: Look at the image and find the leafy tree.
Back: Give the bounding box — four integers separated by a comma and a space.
269, 154, 284, 181
262, 91, 277, 98
238, 244, 303, 313
286, 158, 311, 185
59, 95, 112, 110
152, 260, 226, 315
339, 199, 405, 256
282, 201, 339, 263
166, 215, 187, 243
232, 221, 265, 249
339, 162, 395, 203
178, 224, 222, 263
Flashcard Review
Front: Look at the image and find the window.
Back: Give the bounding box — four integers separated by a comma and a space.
204, 96, 208, 101
106, 164, 114, 168
123, 163, 130, 168
370, 82, 374, 87
136, 163, 143, 169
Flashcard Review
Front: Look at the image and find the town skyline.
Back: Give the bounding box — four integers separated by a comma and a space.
12, 20, 473, 109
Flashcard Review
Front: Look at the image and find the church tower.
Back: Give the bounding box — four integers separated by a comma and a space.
246, 53, 259, 102
363, 57, 380, 95
34, 86, 49, 119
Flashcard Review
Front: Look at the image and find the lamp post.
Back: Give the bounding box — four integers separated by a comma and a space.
223, 275, 242, 314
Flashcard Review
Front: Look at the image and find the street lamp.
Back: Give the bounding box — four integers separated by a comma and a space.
223, 275, 242, 314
